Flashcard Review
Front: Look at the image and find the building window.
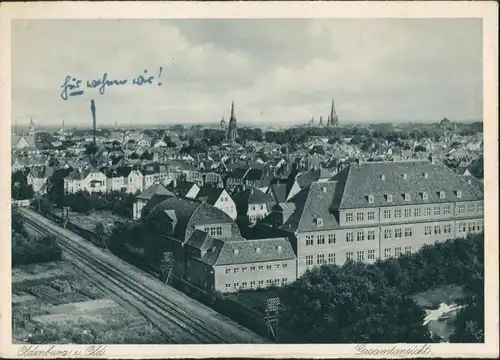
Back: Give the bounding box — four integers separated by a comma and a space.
345, 212, 354, 222
266, 265, 272, 270
459, 222, 467, 233
439, 191, 446, 199
346, 232, 354, 242
395, 247, 402, 257
346, 251, 354, 261
225, 269, 230, 274
384, 229, 392, 239
434, 225, 441, 235
317, 235, 325, 245
477, 203, 483, 212
443, 204, 451, 215
356, 251, 364, 262
384, 248, 392, 259
458, 204, 465, 214
250, 281, 256, 289
356, 212, 364, 222
424, 207, 431, 216
367, 249, 376, 260
258, 266, 264, 271
233, 268, 239, 273
367, 211, 375, 221
306, 235, 314, 246
414, 208, 422, 217
394, 209, 401, 219
258, 280, 264, 288
386, 194, 393, 203
282, 263, 288, 268
394, 228, 402, 238
405, 246, 412, 254
384, 209, 392, 219
275, 264, 280, 269
357, 231, 365, 242
468, 222, 475, 232
477, 220, 483, 231
424, 225, 432, 235
281, 278, 288, 284
404, 208, 411, 218
305, 255, 313, 266
317, 254, 325, 265
467, 204, 475, 213
434, 206, 441, 216
328, 233, 336, 244
328, 253, 336, 264
404, 193, 411, 201
233, 283, 239, 290
443, 224, 451, 233
266, 280, 272, 287
225, 284, 231, 290
367, 230, 375, 240
422, 192, 428, 200
241, 282, 248, 289
404, 227, 412, 237
242, 267, 247, 272
368, 195, 374, 203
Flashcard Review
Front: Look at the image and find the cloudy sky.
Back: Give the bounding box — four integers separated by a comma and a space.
12, 19, 482, 128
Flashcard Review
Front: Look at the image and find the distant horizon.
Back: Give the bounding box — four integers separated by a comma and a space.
11, 118, 483, 133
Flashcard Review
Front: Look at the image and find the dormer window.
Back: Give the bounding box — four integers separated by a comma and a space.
316, 218, 324, 227
322, 186, 327, 193
386, 194, 393, 203
421, 192, 428, 200
255, 247, 261, 254
404, 193, 411, 201
233, 249, 239, 255
455, 190, 462, 198
402, 173, 408, 180
276, 245, 282, 252
380, 175, 386, 180
439, 191, 445, 199
367, 195, 374, 204
423, 172, 428, 179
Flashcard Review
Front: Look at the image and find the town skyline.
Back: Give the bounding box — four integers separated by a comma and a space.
12, 18, 482, 127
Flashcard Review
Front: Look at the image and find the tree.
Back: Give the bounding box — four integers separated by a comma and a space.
279, 262, 432, 343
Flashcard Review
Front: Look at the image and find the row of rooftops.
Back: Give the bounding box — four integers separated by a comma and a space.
132, 159, 483, 267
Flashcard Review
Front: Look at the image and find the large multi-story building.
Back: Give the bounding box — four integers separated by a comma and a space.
263, 160, 484, 277
143, 195, 296, 293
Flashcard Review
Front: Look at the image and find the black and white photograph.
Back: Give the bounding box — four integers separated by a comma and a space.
1, 1, 498, 358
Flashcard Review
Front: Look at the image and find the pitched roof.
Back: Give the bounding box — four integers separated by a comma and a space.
199, 237, 296, 266
137, 183, 175, 200
195, 185, 224, 205
146, 196, 241, 242
232, 187, 275, 214
329, 160, 484, 209
277, 181, 340, 232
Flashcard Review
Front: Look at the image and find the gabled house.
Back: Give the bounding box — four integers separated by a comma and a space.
168, 180, 201, 199
64, 168, 107, 194
133, 182, 175, 220
27, 166, 54, 193
232, 186, 275, 225
127, 169, 144, 193
195, 185, 237, 220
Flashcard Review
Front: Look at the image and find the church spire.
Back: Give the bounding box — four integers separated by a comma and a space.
230, 100, 236, 121
28, 118, 35, 136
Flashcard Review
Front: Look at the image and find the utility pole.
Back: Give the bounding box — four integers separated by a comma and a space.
265, 297, 280, 343
160, 252, 175, 284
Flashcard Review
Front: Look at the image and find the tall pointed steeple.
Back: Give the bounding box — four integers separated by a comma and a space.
230, 100, 236, 121
227, 100, 238, 142
330, 98, 338, 126
28, 118, 35, 136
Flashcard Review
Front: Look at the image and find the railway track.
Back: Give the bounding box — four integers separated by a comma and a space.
20, 208, 231, 344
